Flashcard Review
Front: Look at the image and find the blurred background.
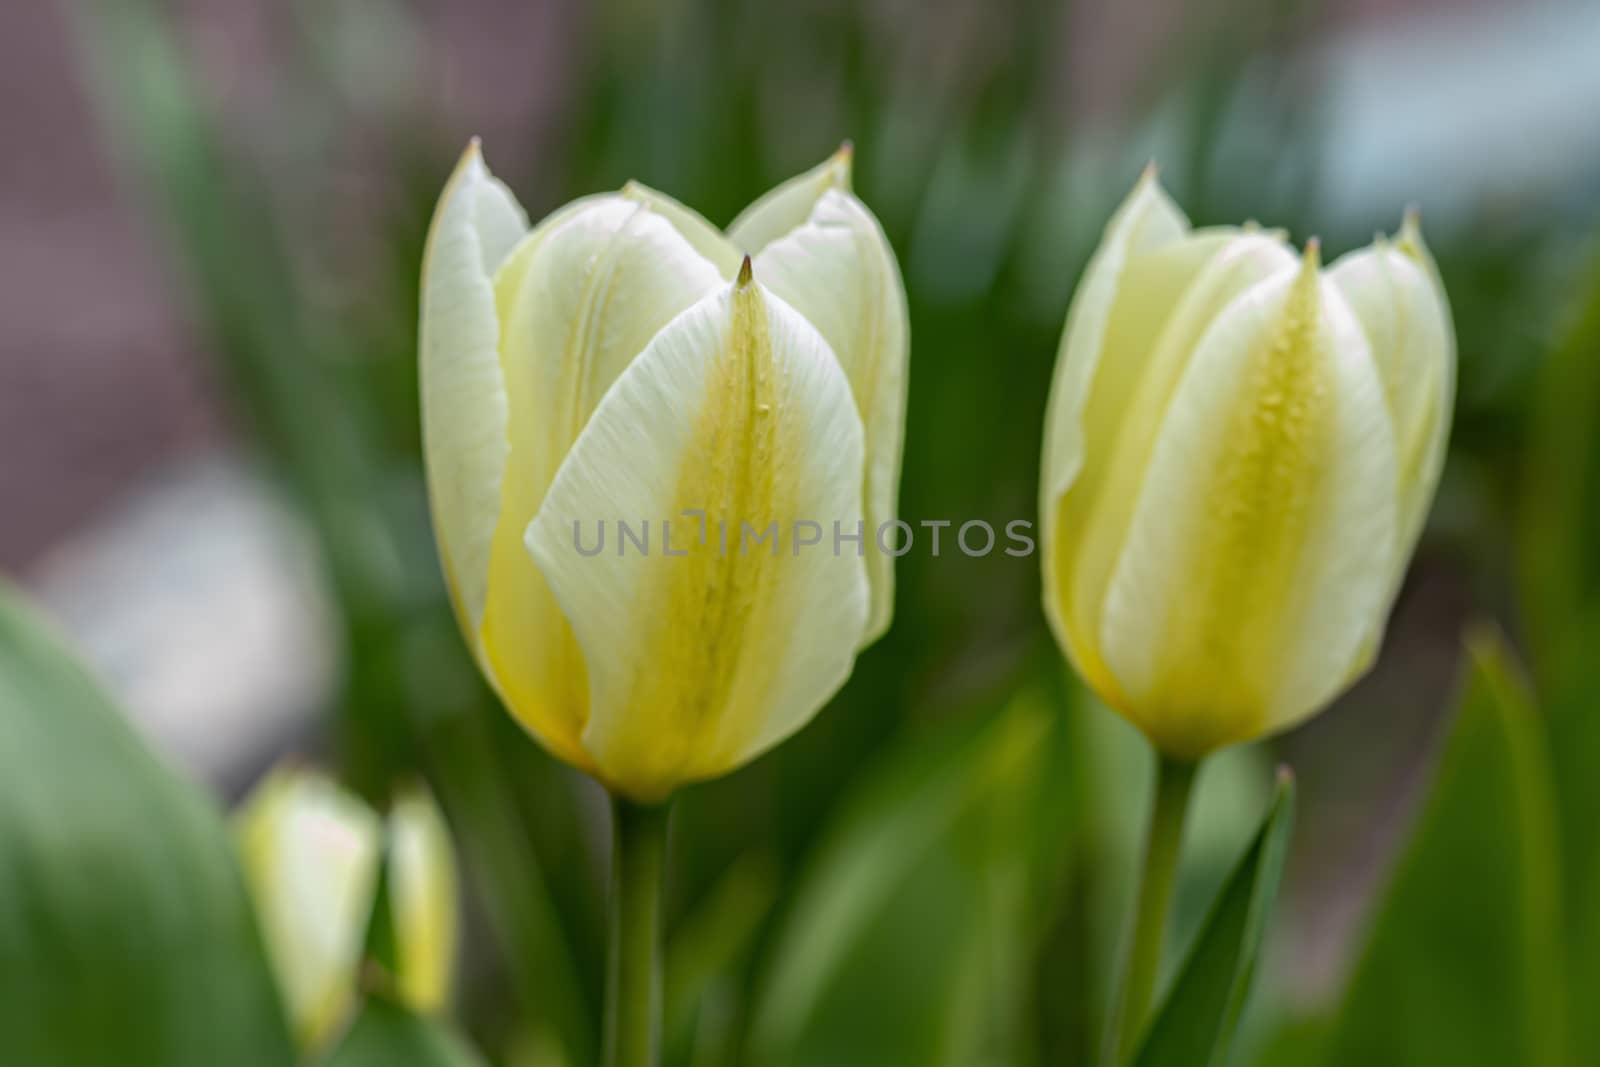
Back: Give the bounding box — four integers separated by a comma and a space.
4, 0, 1599, 1063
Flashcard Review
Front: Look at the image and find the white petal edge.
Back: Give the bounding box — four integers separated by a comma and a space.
727, 146, 854, 255
622, 180, 745, 279
1327, 220, 1455, 604
1038, 169, 1189, 648
420, 140, 528, 652
753, 187, 909, 644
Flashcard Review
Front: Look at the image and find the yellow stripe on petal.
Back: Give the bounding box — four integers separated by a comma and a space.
419, 140, 528, 658
526, 272, 870, 801
753, 188, 909, 644
479, 196, 725, 767
1099, 248, 1399, 757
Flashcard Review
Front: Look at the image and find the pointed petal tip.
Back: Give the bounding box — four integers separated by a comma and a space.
1397, 206, 1427, 257
1302, 236, 1322, 271
1140, 159, 1159, 181
827, 141, 855, 187
456, 137, 492, 183
737, 254, 754, 287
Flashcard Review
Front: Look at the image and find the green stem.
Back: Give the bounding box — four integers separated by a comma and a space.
1103, 754, 1198, 1065
604, 794, 670, 1067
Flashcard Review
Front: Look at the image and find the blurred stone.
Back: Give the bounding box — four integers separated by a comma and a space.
25, 457, 339, 792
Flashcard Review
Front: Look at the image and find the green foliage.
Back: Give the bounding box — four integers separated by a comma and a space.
1517, 252, 1600, 1055
748, 693, 1060, 1067
1322, 631, 1568, 1067
1135, 770, 1295, 1067
322, 998, 487, 1067
0, 582, 295, 1067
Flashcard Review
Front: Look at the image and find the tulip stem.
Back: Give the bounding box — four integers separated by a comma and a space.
1103, 754, 1197, 1065
603, 794, 670, 1067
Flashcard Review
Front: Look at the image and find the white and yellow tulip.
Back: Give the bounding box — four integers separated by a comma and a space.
420, 141, 908, 801
236, 770, 459, 1049
1040, 169, 1454, 760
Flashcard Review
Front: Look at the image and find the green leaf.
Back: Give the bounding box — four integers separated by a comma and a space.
1516, 252, 1600, 1054
664, 850, 779, 1061
747, 693, 1058, 1067
320, 997, 486, 1067
0, 582, 295, 1066
1134, 768, 1295, 1067
1322, 629, 1570, 1067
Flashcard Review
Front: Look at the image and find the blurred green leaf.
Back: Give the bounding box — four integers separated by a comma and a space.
664, 850, 779, 1063
1134, 769, 1295, 1067
1517, 251, 1600, 655
1323, 629, 1569, 1067
1244, 1014, 1333, 1067
0, 582, 295, 1066
1516, 249, 1600, 1055
321, 997, 486, 1067
67, 4, 602, 1057
747, 694, 1056, 1067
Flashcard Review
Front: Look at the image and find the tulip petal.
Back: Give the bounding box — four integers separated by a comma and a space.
1050, 231, 1296, 706
526, 276, 870, 801
1038, 169, 1191, 695
388, 785, 458, 1016
623, 180, 745, 278
479, 196, 726, 767
727, 145, 854, 254
1328, 218, 1455, 598
419, 141, 528, 651
1099, 252, 1399, 758
753, 188, 908, 643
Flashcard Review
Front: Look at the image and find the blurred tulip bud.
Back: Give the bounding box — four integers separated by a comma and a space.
236, 770, 460, 1049
1040, 169, 1454, 760
420, 140, 908, 801
387, 782, 459, 1015
237, 770, 381, 1050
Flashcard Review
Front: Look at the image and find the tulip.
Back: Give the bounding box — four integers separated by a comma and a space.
236, 770, 459, 1049
1040, 168, 1454, 762
1040, 169, 1454, 1062
420, 139, 906, 1067
419, 141, 907, 803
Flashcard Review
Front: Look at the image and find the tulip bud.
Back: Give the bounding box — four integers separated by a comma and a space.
236, 770, 381, 1050
387, 783, 459, 1015
236, 771, 461, 1048
420, 141, 908, 800
1040, 170, 1454, 760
